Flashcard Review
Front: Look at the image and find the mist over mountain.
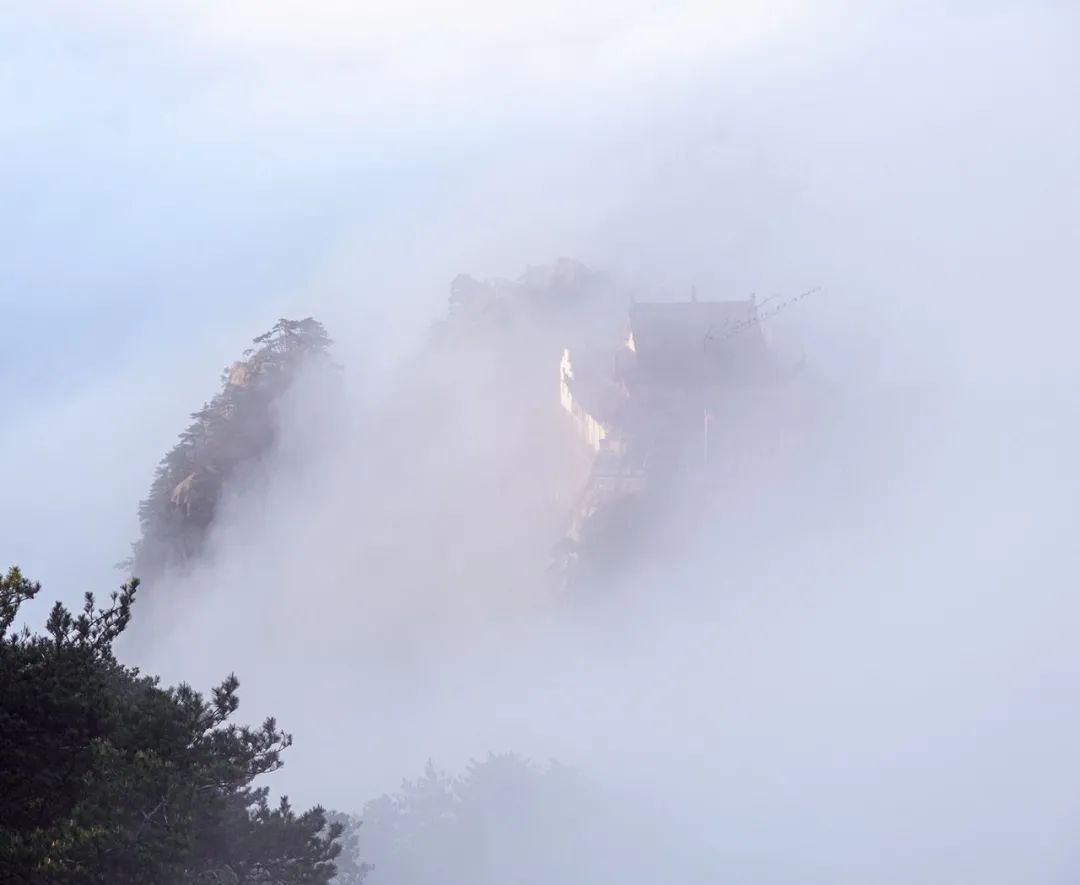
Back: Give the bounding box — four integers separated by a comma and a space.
5, 0, 1080, 882
123, 258, 630, 621
128, 318, 337, 585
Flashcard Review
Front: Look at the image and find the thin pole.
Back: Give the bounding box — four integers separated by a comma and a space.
703, 407, 709, 471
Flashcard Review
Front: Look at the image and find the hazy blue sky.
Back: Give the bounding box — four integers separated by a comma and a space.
3, 0, 1078, 623
6, 5, 1080, 881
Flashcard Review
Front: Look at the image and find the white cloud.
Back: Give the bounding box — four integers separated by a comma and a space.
5, 2, 1080, 879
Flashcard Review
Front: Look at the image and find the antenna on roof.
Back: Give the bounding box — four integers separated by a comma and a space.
690, 284, 697, 303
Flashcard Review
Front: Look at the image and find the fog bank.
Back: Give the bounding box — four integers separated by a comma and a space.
6, 1, 1080, 881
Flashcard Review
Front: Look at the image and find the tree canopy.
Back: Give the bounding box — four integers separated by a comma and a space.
129, 318, 335, 582
337, 754, 633, 885
0, 566, 343, 883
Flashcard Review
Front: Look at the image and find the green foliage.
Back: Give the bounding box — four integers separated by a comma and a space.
340, 754, 603, 885
130, 318, 335, 581
0, 567, 343, 883
437, 258, 611, 339
323, 813, 372, 885
341, 753, 698, 885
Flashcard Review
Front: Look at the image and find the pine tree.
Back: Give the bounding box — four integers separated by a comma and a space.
0, 566, 344, 884
129, 318, 335, 581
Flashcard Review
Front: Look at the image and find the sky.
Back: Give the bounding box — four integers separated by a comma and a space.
4, 1, 1080, 881
2, 0, 825, 590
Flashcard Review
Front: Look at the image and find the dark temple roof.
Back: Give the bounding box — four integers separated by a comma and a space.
628, 299, 767, 384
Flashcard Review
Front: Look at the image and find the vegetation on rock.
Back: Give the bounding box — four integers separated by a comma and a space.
129, 318, 335, 582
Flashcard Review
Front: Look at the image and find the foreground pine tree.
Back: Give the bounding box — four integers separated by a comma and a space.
0, 567, 343, 883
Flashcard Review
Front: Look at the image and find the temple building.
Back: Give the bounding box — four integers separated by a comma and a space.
558, 294, 780, 546
560, 295, 771, 461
